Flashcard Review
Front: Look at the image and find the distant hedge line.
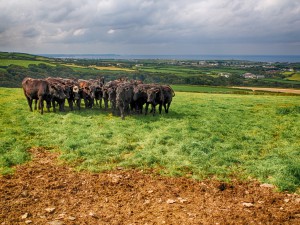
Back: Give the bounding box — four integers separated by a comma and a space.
1, 63, 300, 88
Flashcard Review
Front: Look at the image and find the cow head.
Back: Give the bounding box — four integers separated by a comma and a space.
63, 85, 71, 99
108, 86, 116, 101
49, 83, 66, 100
72, 85, 80, 100
147, 87, 160, 103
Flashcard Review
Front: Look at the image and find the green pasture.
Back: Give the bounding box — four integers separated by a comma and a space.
139, 66, 200, 76
0, 59, 54, 67
139, 65, 247, 77
288, 73, 300, 81
1, 88, 300, 192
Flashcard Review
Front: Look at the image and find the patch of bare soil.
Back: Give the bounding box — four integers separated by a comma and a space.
1, 148, 299, 225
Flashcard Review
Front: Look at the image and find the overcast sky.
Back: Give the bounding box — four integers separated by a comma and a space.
0, 0, 300, 55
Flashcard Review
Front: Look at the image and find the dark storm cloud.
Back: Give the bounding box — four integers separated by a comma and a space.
0, 0, 299, 54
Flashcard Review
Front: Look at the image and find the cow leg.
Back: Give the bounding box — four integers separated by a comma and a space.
166, 102, 171, 113
76, 99, 81, 110
104, 98, 109, 110
119, 105, 125, 120
163, 103, 167, 113
35, 99, 38, 110
145, 103, 149, 115
59, 100, 65, 112
26, 97, 33, 112
152, 104, 156, 116
68, 99, 74, 111
39, 97, 44, 115
159, 103, 162, 114
46, 100, 51, 112
52, 99, 56, 112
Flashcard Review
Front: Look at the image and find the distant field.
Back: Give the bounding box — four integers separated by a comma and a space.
139, 65, 247, 77
0, 59, 54, 67
1, 88, 299, 192
171, 85, 250, 93
62, 63, 135, 72
288, 73, 300, 81
139, 66, 201, 76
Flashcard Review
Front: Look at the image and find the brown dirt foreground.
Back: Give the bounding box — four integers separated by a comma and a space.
1, 148, 300, 225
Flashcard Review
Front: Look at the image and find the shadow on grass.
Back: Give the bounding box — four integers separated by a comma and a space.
49, 105, 185, 120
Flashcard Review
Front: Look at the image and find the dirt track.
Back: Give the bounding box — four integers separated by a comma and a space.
1, 148, 300, 225
232, 87, 300, 94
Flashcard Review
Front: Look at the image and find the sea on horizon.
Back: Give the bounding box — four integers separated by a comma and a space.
40, 54, 300, 63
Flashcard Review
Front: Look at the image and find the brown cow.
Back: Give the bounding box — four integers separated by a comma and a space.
22, 77, 49, 114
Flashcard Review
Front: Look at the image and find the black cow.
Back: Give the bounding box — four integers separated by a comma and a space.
46, 82, 67, 112
102, 80, 121, 110
116, 83, 134, 120
22, 77, 49, 114
161, 85, 175, 113
146, 85, 164, 116
46, 77, 69, 111
133, 83, 153, 114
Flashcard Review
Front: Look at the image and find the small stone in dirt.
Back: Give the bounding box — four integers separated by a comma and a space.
178, 197, 188, 203
21, 190, 29, 197
45, 207, 56, 213
187, 212, 196, 218
284, 199, 290, 203
242, 202, 254, 207
56, 213, 66, 219
295, 198, 300, 203
47, 221, 63, 225
21, 213, 29, 219
260, 183, 274, 188
89, 212, 99, 219
108, 174, 122, 183
166, 199, 176, 204
144, 199, 150, 204
68, 216, 76, 221
25, 220, 32, 224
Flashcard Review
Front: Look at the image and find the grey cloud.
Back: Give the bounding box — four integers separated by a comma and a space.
0, 0, 299, 54
23, 28, 40, 38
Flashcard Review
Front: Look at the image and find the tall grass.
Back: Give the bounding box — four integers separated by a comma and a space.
0, 87, 299, 192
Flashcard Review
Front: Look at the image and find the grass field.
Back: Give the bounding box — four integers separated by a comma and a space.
62, 63, 135, 72
172, 85, 252, 93
0, 88, 300, 192
139, 65, 247, 77
0, 59, 54, 67
288, 73, 300, 81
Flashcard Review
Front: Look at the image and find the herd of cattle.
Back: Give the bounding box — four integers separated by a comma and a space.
22, 77, 175, 119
